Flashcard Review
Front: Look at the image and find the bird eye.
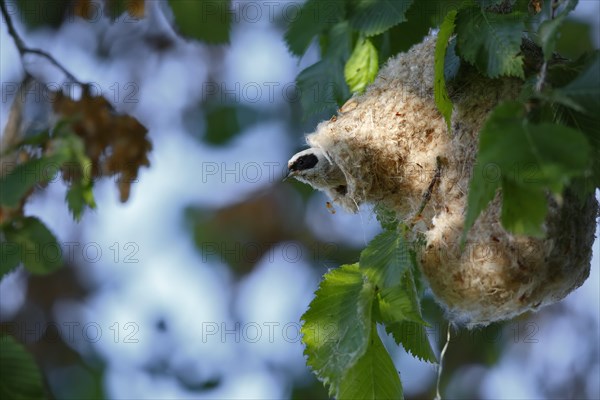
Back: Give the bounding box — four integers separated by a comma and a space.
289, 153, 318, 172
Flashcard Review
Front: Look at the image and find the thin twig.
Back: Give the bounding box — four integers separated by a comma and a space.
434, 323, 452, 400
0, 0, 82, 84
411, 156, 443, 227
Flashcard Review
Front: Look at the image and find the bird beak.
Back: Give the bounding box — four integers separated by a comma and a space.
283, 170, 296, 182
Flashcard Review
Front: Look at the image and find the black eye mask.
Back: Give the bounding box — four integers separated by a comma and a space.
289, 153, 318, 172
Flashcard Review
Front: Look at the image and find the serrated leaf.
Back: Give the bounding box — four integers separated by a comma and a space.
3, 217, 63, 275
284, 0, 346, 56
361, 231, 427, 325
0, 335, 45, 400
0, 154, 69, 208
168, 0, 231, 44
338, 323, 403, 400
377, 269, 427, 325
386, 320, 437, 363
455, 6, 525, 78
66, 181, 96, 222
350, 0, 415, 36
301, 264, 375, 397
377, 0, 452, 59
344, 38, 379, 94
360, 230, 410, 289
463, 101, 591, 239
538, 0, 578, 61
322, 20, 353, 60
435, 9, 457, 132
374, 204, 398, 231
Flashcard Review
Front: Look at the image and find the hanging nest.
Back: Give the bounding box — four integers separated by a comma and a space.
305, 35, 598, 325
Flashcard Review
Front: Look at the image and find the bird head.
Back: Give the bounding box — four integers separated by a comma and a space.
286, 148, 347, 193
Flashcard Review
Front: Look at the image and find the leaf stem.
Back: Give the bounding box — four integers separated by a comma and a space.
0, 0, 82, 84
434, 323, 452, 400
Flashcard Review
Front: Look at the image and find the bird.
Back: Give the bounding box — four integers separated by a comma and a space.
286, 148, 348, 199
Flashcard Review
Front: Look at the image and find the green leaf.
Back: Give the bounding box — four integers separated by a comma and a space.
377, 269, 427, 325
58, 133, 96, 221
13, 0, 70, 29
522, 122, 591, 187
553, 20, 594, 60
338, 324, 403, 400
553, 52, 600, 117
463, 101, 591, 238
321, 20, 353, 60
361, 231, 427, 324
0, 232, 21, 278
168, 0, 231, 44
374, 204, 398, 231
386, 320, 437, 363
434, 9, 457, 132
350, 0, 415, 36
444, 38, 461, 82
1, 130, 50, 157
0, 154, 69, 208
500, 180, 547, 236
377, 0, 456, 59
409, 248, 426, 296
284, 0, 346, 56
538, 0, 578, 61
301, 264, 375, 397
297, 60, 341, 116
296, 22, 352, 116
3, 217, 63, 275
455, 6, 525, 78
359, 230, 409, 289
108, 0, 127, 19
344, 38, 379, 94
66, 181, 96, 222
475, 0, 505, 7
0, 335, 45, 400
462, 156, 501, 243
204, 106, 245, 146
463, 102, 529, 241
552, 104, 600, 193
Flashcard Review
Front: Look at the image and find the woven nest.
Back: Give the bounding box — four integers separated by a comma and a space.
305, 35, 598, 325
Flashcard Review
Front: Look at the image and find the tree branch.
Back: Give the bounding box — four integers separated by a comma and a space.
0, 0, 82, 84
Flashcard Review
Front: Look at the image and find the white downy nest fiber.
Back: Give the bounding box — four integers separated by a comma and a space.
306, 35, 598, 325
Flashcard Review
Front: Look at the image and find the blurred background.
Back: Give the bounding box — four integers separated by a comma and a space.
1, 1, 599, 399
